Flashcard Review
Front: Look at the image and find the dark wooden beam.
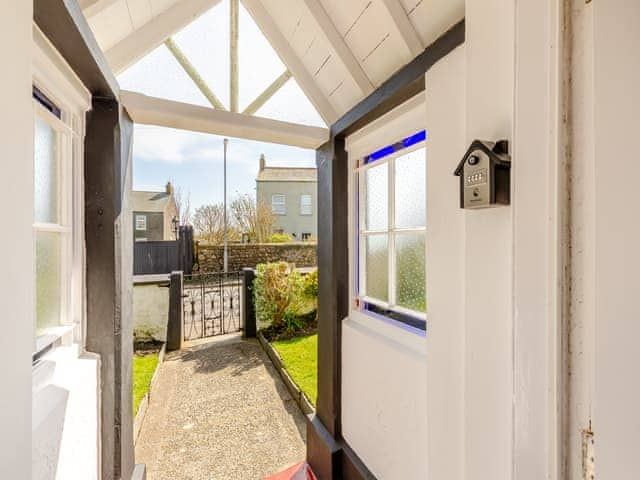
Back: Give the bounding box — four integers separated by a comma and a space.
331, 19, 465, 139
34, 0, 119, 98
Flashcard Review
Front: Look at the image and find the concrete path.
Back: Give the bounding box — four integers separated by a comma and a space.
135, 334, 306, 480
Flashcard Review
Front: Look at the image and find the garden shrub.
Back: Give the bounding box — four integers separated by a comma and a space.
254, 262, 318, 336
268, 232, 292, 243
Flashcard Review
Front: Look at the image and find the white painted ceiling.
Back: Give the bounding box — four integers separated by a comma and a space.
83, 0, 464, 124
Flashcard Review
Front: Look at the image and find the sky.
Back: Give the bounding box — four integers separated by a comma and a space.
117, 0, 323, 209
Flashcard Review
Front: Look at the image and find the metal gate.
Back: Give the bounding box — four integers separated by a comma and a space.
182, 271, 242, 341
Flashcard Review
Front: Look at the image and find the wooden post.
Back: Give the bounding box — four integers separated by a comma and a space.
242, 268, 257, 338
230, 0, 239, 113
167, 271, 184, 351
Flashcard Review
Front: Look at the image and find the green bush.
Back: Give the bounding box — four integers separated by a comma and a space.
253, 263, 318, 334
269, 232, 292, 243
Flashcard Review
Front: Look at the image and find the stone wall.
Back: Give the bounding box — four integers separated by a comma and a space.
197, 242, 317, 272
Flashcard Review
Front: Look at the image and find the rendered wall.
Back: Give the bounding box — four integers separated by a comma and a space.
0, 2, 33, 478
592, 1, 640, 477
342, 319, 427, 479
256, 181, 318, 239
133, 283, 169, 341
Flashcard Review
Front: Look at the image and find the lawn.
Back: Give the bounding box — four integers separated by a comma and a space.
271, 334, 317, 405
133, 353, 158, 416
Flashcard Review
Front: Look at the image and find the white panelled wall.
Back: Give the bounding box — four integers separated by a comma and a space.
0, 1, 33, 478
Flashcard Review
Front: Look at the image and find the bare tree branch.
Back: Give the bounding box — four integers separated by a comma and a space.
174, 187, 192, 225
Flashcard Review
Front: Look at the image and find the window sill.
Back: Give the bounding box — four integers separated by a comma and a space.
347, 309, 426, 356
33, 325, 74, 364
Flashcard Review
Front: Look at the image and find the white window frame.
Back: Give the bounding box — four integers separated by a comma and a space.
272, 194, 286, 215
32, 25, 91, 354
356, 143, 427, 320
135, 214, 147, 231
346, 93, 427, 342
300, 194, 313, 215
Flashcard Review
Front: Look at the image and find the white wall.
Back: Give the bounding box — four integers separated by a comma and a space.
342, 318, 427, 479
133, 283, 169, 341
464, 0, 514, 478
342, 94, 428, 480
0, 2, 33, 478
513, 0, 563, 478
592, 1, 640, 477
424, 45, 466, 480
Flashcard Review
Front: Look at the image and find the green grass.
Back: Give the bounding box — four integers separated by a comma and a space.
271, 334, 318, 405
133, 353, 158, 416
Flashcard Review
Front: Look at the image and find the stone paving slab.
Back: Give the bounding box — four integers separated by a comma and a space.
135, 334, 306, 480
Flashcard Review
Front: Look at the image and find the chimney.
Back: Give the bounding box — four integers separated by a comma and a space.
259, 154, 266, 171
166, 181, 174, 195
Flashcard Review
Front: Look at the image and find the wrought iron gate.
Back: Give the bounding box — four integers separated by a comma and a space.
182, 271, 242, 341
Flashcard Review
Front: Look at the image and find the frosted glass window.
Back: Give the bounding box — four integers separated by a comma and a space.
36, 232, 61, 335
355, 134, 427, 330
364, 163, 388, 231
365, 234, 388, 302
395, 149, 426, 228
34, 116, 59, 224
395, 233, 426, 312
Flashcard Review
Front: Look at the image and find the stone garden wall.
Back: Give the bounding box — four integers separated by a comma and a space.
197, 242, 317, 272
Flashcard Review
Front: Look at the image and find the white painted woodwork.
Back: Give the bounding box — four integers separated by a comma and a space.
343, 94, 427, 479
592, 1, 640, 477
105, 0, 222, 74
242, 0, 337, 125
242, 70, 292, 115
424, 45, 466, 480
121, 90, 329, 148
399, 0, 465, 47
0, 1, 33, 478
463, 0, 514, 479
79, 0, 121, 18
379, 0, 423, 57
513, 0, 563, 478
301, 0, 374, 95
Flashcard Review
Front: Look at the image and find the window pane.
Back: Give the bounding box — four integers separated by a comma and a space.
365, 234, 388, 302
395, 148, 426, 228
395, 233, 426, 312
34, 116, 59, 223
36, 231, 61, 335
364, 162, 388, 230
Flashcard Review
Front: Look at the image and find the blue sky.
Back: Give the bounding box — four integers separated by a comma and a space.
117, 1, 322, 208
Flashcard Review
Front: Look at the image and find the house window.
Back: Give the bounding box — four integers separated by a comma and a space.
355, 131, 427, 331
300, 194, 312, 215
272, 194, 286, 215
135, 214, 147, 230
33, 89, 73, 345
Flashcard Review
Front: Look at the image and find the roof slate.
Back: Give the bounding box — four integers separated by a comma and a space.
132, 190, 172, 212
256, 167, 317, 183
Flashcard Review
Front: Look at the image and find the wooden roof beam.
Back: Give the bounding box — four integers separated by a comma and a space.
121, 90, 329, 149
241, 0, 337, 126
301, 0, 374, 96
105, 0, 222, 75
380, 0, 423, 57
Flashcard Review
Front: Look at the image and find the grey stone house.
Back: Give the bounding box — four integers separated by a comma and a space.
132, 182, 179, 241
256, 154, 317, 241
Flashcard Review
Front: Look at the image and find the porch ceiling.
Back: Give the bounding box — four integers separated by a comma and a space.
82, 0, 464, 126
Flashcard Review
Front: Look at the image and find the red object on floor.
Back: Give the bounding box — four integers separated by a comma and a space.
263, 461, 317, 480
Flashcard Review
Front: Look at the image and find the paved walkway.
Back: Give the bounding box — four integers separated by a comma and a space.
135, 334, 306, 480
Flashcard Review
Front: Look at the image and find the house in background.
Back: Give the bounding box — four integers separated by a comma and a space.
256, 154, 317, 241
132, 182, 178, 242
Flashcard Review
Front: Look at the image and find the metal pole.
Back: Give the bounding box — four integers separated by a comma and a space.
223, 138, 229, 273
